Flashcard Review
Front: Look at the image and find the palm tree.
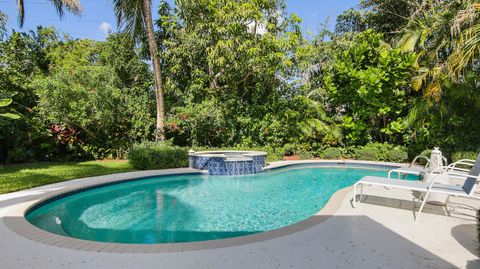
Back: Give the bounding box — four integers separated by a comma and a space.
397, 0, 480, 135
16, 0, 82, 27
447, 2, 480, 79
398, 0, 480, 101
112, 0, 165, 141
0, 11, 7, 36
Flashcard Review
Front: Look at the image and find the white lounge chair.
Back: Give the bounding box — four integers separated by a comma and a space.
353, 154, 480, 221
388, 153, 448, 179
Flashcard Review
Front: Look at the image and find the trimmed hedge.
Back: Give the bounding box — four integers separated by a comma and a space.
319, 147, 343, 160
352, 147, 378, 161
298, 151, 314, 160
452, 151, 478, 163
387, 148, 409, 163
128, 142, 411, 170
352, 143, 408, 162
128, 141, 189, 170
315, 143, 408, 163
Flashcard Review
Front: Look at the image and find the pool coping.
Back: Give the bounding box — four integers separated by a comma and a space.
3, 160, 409, 253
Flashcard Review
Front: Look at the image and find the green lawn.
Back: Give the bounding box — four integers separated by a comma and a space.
0, 161, 136, 194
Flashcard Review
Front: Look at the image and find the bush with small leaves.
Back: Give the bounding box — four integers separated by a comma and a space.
353, 147, 379, 161
319, 148, 343, 160
283, 143, 297, 156
128, 141, 188, 170
451, 151, 478, 163
298, 151, 315, 160
387, 148, 408, 163
350, 143, 408, 162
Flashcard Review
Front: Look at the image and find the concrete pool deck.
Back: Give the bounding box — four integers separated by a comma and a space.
0, 161, 479, 268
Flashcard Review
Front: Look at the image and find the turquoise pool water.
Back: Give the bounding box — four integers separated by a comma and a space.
26, 165, 417, 244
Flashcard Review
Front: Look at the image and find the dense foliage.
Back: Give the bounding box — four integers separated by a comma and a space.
0, 30, 155, 162
0, 0, 479, 164
320, 30, 416, 145
34, 35, 154, 159
156, 0, 307, 148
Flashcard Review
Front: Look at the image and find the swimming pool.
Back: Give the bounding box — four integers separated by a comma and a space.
26, 165, 417, 244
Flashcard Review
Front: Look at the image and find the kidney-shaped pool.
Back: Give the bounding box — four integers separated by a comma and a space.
26, 165, 417, 244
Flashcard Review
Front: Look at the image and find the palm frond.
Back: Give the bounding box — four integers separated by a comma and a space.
411, 67, 429, 91
17, 0, 82, 27
403, 98, 429, 129
425, 80, 442, 101
397, 28, 421, 52
299, 118, 342, 140
447, 5, 480, 80
398, 0, 480, 102
451, 3, 480, 36
0, 11, 7, 35
112, 0, 146, 42
49, 0, 82, 18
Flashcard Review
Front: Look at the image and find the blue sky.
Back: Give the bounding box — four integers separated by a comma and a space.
1, 0, 358, 40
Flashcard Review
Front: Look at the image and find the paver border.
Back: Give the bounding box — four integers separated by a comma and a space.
3, 160, 407, 253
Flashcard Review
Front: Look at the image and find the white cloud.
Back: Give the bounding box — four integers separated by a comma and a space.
247, 21, 267, 35
98, 22, 112, 35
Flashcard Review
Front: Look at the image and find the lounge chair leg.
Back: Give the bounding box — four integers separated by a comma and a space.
353, 184, 357, 207
415, 190, 431, 222
417, 192, 425, 206
359, 184, 364, 202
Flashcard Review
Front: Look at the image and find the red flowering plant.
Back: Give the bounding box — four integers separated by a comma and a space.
49, 124, 82, 154
165, 114, 189, 133
162, 114, 191, 145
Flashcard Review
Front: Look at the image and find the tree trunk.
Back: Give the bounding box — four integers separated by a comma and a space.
142, 0, 165, 141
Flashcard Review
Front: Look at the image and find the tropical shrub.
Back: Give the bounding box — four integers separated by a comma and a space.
0, 91, 21, 125
349, 143, 408, 162
34, 66, 154, 159
33, 37, 155, 159
282, 143, 298, 156
321, 30, 415, 145
386, 148, 409, 163
298, 151, 315, 160
128, 141, 189, 170
165, 100, 232, 147
403, 77, 480, 160
451, 151, 479, 163
0, 29, 156, 163
352, 147, 379, 161
0, 27, 59, 163
266, 147, 286, 162
157, 0, 307, 148
319, 147, 343, 160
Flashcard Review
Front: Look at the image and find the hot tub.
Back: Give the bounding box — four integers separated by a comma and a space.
188, 150, 267, 175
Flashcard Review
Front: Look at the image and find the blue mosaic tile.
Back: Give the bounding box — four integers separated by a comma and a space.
189, 152, 266, 175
